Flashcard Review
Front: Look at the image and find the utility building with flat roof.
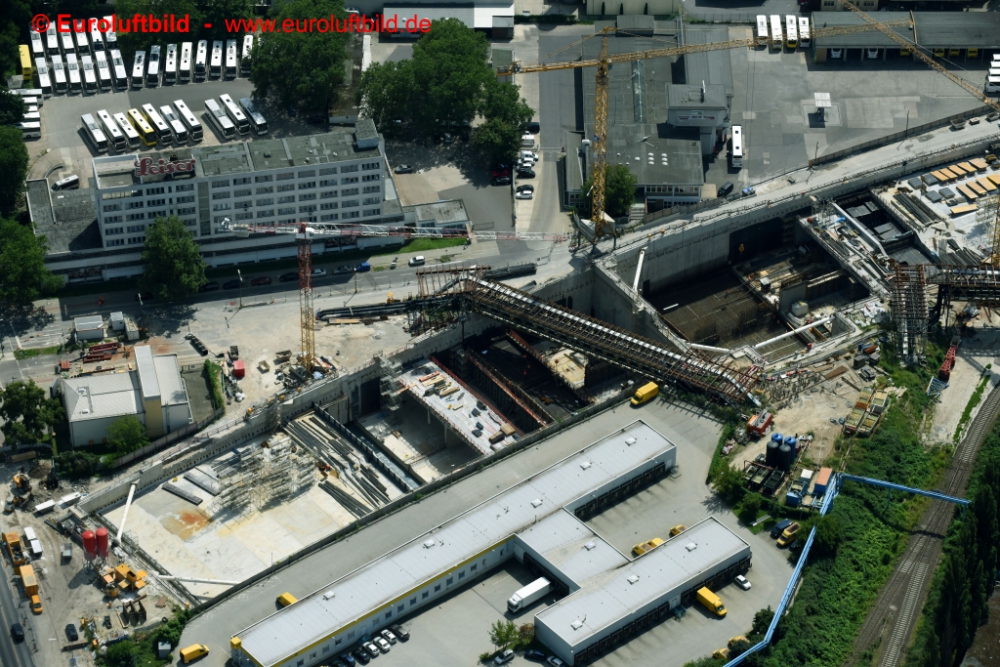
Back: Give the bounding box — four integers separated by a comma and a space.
229, 421, 750, 667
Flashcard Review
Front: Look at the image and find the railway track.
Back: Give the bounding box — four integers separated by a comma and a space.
847, 382, 1000, 667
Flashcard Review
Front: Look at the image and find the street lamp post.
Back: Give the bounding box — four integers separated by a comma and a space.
237, 269, 243, 309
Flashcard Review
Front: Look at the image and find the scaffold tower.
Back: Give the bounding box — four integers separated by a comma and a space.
378, 353, 403, 412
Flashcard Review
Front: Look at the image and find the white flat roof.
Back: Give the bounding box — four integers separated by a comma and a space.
134, 345, 160, 401
236, 420, 675, 666
152, 354, 190, 407
63, 373, 142, 422
517, 510, 629, 586
536, 517, 751, 648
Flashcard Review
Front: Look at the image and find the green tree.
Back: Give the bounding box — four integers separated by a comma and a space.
251, 0, 351, 114
107, 415, 149, 457
409, 19, 494, 135
139, 216, 207, 300
0, 217, 62, 305
488, 619, 518, 652
0, 88, 24, 126
813, 514, 844, 556
54, 450, 101, 479
0, 0, 32, 81
356, 61, 414, 134
470, 79, 534, 164
198, 0, 254, 41
103, 640, 137, 667
581, 164, 638, 219
0, 379, 64, 445
712, 463, 746, 506
0, 126, 29, 214
750, 605, 774, 638
729, 638, 752, 658
738, 492, 762, 525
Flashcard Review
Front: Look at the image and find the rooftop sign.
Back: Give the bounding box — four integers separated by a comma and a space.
134, 156, 196, 178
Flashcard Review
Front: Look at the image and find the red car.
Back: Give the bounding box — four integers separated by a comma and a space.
250, 276, 272, 286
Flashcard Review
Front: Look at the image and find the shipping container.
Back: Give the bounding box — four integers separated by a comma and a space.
813, 467, 832, 495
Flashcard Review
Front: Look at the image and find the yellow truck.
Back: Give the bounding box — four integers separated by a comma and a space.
18, 565, 42, 614
179, 644, 209, 663
277, 592, 297, 607
696, 587, 727, 617
777, 522, 801, 548
630, 382, 659, 407
4, 532, 26, 566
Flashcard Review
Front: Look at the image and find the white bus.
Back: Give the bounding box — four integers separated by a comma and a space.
730, 125, 744, 169
174, 99, 203, 141
988, 76, 1000, 94
33, 58, 52, 96
141, 103, 172, 144
132, 50, 145, 89
50, 54, 67, 94
147, 44, 161, 87
109, 49, 128, 88
785, 16, 798, 49
75, 29, 90, 55
45, 24, 58, 55
770, 15, 783, 50
210, 40, 223, 78
80, 53, 97, 93
90, 24, 104, 52
225, 39, 238, 78
103, 16, 117, 50
22, 111, 41, 123
241, 34, 253, 75
220, 93, 250, 135
195, 40, 208, 81
179, 42, 192, 83
113, 112, 141, 148
81, 113, 108, 153
96, 109, 127, 151
204, 98, 236, 139
798, 17, 810, 47
94, 50, 112, 91
17, 122, 41, 139
756, 16, 768, 44
239, 97, 267, 135
164, 44, 177, 84
160, 105, 189, 143
60, 30, 75, 55
30, 28, 44, 58
66, 52, 82, 93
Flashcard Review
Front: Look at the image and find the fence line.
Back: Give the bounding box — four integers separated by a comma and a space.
112, 407, 225, 468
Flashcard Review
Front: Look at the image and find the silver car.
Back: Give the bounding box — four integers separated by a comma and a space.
374, 636, 391, 653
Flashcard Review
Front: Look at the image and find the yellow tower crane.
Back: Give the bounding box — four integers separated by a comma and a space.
506, 19, 934, 244
840, 1, 1000, 267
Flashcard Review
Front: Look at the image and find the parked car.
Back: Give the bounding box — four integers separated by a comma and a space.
718, 181, 734, 197
335, 266, 353, 275
735, 574, 751, 590
352, 649, 370, 664
443, 132, 453, 144
312, 268, 327, 277
394, 165, 414, 174
374, 636, 390, 653
223, 279, 241, 290
770, 519, 792, 539
495, 649, 515, 665
516, 184, 534, 193
516, 169, 536, 178
525, 650, 546, 661
742, 186, 756, 198
547, 657, 565, 667
356, 262, 371, 272
527, 121, 540, 133
380, 629, 396, 644
493, 176, 511, 186
389, 624, 409, 641
363, 641, 379, 656
777, 522, 801, 547
279, 272, 298, 282
64, 623, 77, 641
250, 276, 272, 286
830, 48, 843, 58
669, 524, 687, 536
341, 652, 357, 666
515, 190, 533, 200
198, 281, 220, 292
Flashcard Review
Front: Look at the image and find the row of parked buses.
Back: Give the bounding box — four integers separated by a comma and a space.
756, 15, 810, 51
79, 94, 268, 154
19, 31, 255, 96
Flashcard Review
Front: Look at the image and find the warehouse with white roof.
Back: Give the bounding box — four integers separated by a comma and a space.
229, 420, 751, 667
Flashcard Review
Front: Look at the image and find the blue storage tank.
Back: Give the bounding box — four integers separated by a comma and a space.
771, 433, 784, 442
784, 436, 798, 463
785, 491, 801, 507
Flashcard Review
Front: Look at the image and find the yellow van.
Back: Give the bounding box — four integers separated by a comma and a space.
30, 595, 42, 614
630, 382, 659, 407
277, 592, 297, 607
933, 48, 945, 57
179, 644, 209, 664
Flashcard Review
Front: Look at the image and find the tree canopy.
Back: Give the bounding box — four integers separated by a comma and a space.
488, 619, 518, 652
139, 216, 207, 300
0, 0, 32, 82
198, 0, 255, 42
358, 18, 534, 158
250, 0, 351, 114
581, 164, 639, 219
0, 379, 64, 446
114, 0, 201, 56
0, 217, 61, 305
0, 126, 28, 215
107, 415, 149, 457
0, 88, 24, 126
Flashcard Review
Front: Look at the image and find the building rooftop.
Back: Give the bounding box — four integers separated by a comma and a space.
197, 144, 252, 178
584, 123, 704, 187
135, 345, 161, 401
666, 83, 729, 110
536, 517, 750, 647
812, 12, 913, 48
912, 12, 1000, 47
62, 373, 142, 423
33, 184, 102, 254
564, 132, 586, 193
382, 3, 514, 31
518, 511, 629, 586
234, 420, 676, 667
683, 29, 734, 99
406, 199, 470, 226
492, 48, 513, 72
152, 354, 190, 407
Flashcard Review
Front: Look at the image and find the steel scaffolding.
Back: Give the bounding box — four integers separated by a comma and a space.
209, 435, 316, 516
377, 353, 403, 412
889, 263, 928, 364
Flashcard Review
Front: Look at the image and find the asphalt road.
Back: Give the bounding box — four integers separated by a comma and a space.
0, 550, 36, 667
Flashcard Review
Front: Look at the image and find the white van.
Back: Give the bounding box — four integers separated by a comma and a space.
521, 134, 536, 147
408, 255, 426, 267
